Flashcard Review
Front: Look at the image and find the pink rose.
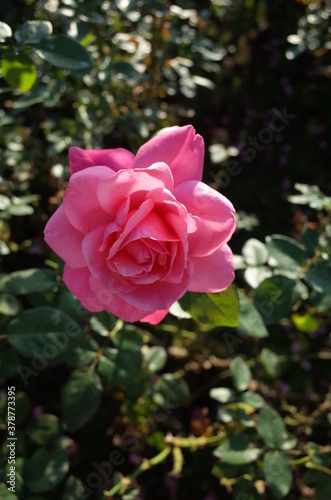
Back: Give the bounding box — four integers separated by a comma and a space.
44, 125, 235, 324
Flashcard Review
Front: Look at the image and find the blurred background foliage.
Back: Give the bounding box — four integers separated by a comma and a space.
0, 0, 331, 499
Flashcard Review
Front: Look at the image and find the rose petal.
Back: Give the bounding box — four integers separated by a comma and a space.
69, 146, 135, 175
140, 309, 169, 324
134, 125, 204, 186
64, 166, 115, 234
44, 205, 86, 268
175, 180, 236, 256
188, 244, 235, 293
63, 265, 104, 312
89, 275, 151, 322
123, 261, 193, 310
97, 162, 174, 215
82, 226, 136, 294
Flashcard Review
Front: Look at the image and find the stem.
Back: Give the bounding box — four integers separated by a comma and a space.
166, 433, 224, 448
88, 319, 123, 373
107, 446, 171, 497
305, 461, 331, 476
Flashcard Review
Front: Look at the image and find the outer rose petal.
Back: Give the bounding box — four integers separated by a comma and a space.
175, 180, 236, 257
89, 275, 152, 322
63, 166, 115, 234
44, 205, 86, 268
188, 244, 235, 293
63, 265, 104, 312
134, 125, 204, 186
69, 146, 135, 175
140, 309, 169, 324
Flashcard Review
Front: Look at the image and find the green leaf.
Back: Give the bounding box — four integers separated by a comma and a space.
305, 262, 331, 295
179, 285, 239, 328
209, 387, 236, 403
288, 183, 331, 210
263, 451, 292, 498
266, 234, 306, 278
98, 347, 142, 386
237, 290, 268, 338
240, 391, 265, 409
291, 312, 319, 333
230, 356, 252, 391
7, 307, 83, 358
233, 479, 260, 500
0, 293, 19, 316
0, 22, 12, 41
257, 406, 288, 448
253, 275, 301, 324
217, 407, 235, 423
213, 435, 261, 465
62, 476, 87, 499
0, 268, 57, 295
26, 444, 69, 493
152, 374, 190, 407
260, 348, 281, 378
14, 21, 52, 45
301, 227, 319, 254
242, 238, 268, 266
61, 369, 102, 432
27, 414, 62, 446
1, 47, 37, 92
35, 35, 93, 71
0, 483, 17, 500
112, 326, 143, 352
144, 346, 167, 373
0, 342, 20, 378
15, 392, 31, 425
244, 265, 272, 288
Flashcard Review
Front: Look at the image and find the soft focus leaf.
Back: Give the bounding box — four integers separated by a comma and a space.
214, 435, 261, 465
260, 348, 281, 378
291, 312, 319, 333
0, 342, 20, 378
35, 35, 93, 71
266, 234, 306, 277
230, 356, 252, 391
242, 238, 268, 266
14, 21, 53, 45
263, 451, 292, 498
144, 346, 167, 373
305, 262, 331, 294
0, 268, 57, 295
258, 406, 288, 448
7, 307, 83, 357
61, 369, 102, 432
97, 347, 142, 386
26, 444, 69, 493
27, 414, 62, 446
237, 290, 269, 338
253, 275, 301, 324
240, 391, 265, 409
0, 22, 12, 41
152, 374, 190, 407
210, 387, 236, 403
0, 293, 20, 316
1, 47, 37, 92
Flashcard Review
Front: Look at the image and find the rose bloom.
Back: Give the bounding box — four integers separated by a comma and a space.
44, 126, 235, 324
